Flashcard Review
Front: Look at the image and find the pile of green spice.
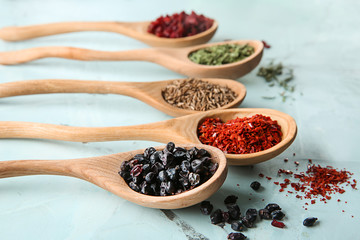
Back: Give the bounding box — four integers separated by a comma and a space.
198, 114, 282, 154
188, 44, 255, 65
162, 78, 238, 111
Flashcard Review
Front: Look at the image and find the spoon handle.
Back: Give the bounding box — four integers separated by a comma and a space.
0, 121, 193, 144
0, 21, 143, 41
0, 46, 156, 65
0, 79, 145, 98
0, 159, 75, 178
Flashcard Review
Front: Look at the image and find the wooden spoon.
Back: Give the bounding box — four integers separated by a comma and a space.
0, 21, 218, 48
0, 108, 297, 165
0, 40, 264, 79
0, 78, 246, 117
0, 144, 227, 209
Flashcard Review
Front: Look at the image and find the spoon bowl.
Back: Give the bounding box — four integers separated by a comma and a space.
0, 20, 218, 48
0, 40, 264, 79
0, 144, 227, 209
0, 108, 297, 165
0, 78, 247, 117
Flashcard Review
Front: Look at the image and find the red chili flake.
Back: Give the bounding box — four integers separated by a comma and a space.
305, 202, 308, 205
311, 200, 316, 204
259, 173, 264, 178
351, 179, 357, 189
236, 184, 240, 187
197, 114, 282, 154
271, 219, 285, 228
305, 208, 308, 210
262, 199, 265, 201
266, 176, 272, 180
337, 199, 341, 202
274, 182, 279, 185
352, 215, 354, 218
294, 161, 299, 166
308, 159, 313, 164
279, 189, 284, 192
296, 195, 302, 199
261, 40, 271, 49
288, 191, 293, 194
293, 153, 296, 156
278, 169, 293, 176
342, 210, 345, 212
147, 11, 214, 38
284, 158, 289, 162
345, 201, 348, 204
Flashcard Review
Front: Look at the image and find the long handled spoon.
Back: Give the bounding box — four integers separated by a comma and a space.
0, 78, 246, 117
0, 144, 227, 209
0, 20, 218, 48
0, 108, 297, 165
0, 40, 263, 79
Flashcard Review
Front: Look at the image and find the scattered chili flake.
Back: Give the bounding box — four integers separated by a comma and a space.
311, 200, 316, 204
345, 201, 348, 204
305, 208, 308, 210
288, 191, 293, 194
305, 203, 308, 205
197, 114, 282, 154
294, 161, 299, 166
274, 182, 279, 185
293, 153, 296, 156
266, 176, 272, 181
352, 215, 354, 218
261, 40, 271, 49
284, 158, 289, 162
278, 169, 293, 176
308, 159, 313, 164
342, 210, 345, 213
337, 199, 341, 202
259, 173, 264, 178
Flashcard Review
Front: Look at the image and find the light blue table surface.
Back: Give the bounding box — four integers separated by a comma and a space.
1, 1, 359, 239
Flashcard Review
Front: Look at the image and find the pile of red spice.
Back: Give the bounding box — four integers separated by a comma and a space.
147, 11, 214, 38
262, 161, 357, 205
197, 114, 282, 154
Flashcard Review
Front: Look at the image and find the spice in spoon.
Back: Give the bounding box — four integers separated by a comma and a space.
162, 78, 238, 111
147, 11, 214, 38
188, 43, 255, 65
198, 114, 282, 154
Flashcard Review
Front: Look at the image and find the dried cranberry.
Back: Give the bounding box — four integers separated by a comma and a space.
130, 164, 143, 177
271, 219, 285, 228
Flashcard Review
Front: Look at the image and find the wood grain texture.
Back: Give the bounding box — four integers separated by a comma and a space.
0, 144, 227, 209
0, 40, 263, 79
0, 108, 297, 165
0, 21, 218, 48
0, 78, 246, 117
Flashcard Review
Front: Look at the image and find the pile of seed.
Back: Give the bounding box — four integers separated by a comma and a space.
162, 78, 238, 111
118, 142, 218, 196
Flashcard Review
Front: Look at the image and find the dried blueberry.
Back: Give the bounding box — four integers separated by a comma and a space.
166, 168, 178, 181
265, 203, 281, 213
188, 172, 200, 186
200, 201, 213, 215
140, 182, 151, 195
120, 161, 130, 171
227, 204, 241, 220
245, 208, 257, 222
209, 162, 218, 175
303, 217, 318, 227
250, 181, 261, 190
142, 164, 151, 174
129, 181, 140, 192
181, 160, 191, 172
241, 217, 254, 228
224, 195, 238, 205
179, 177, 190, 189
149, 151, 161, 164
231, 221, 245, 232
259, 209, 272, 220
222, 211, 231, 223
158, 170, 168, 182
165, 181, 176, 194
210, 209, 224, 224
144, 147, 156, 159
197, 148, 210, 158
166, 142, 175, 153
271, 210, 285, 220
161, 152, 175, 167
145, 172, 156, 183
227, 232, 247, 240
151, 162, 164, 174
191, 159, 203, 173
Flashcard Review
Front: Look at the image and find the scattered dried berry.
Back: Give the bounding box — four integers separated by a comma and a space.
210, 209, 224, 225
224, 195, 238, 205
259, 209, 272, 220
227, 204, 241, 220
250, 181, 261, 190
200, 201, 213, 215
303, 217, 318, 227
245, 208, 258, 222
271, 210, 285, 220
231, 221, 245, 232
227, 232, 247, 240
265, 203, 281, 213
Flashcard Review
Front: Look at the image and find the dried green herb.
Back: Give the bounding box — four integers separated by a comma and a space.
188, 44, 255, 65
257, 62, 295, 92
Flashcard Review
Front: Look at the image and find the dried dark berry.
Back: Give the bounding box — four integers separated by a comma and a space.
209, 162, 218, 175
119, 171, 131, 182
132, 176, 142, 184
210, 209, 224, 224
120, 161, 130, 171
181, 160, 191, 172
179, 170, 189, 179
245, 208, 257, 222
303, 217, 318, 227
231, 221, 245, 232
140, 182, 152, 195
161, 152, 175, 167
165, 181, 176, 194
159, 187, 167, 196
271, 210, 285, 220
130, 164, 143, 177
191, 159, 203, 173
200, 201, 213, 215
227, 204, 241, 220
142, 164, 151, 174
166, 168, 178, 181
166, 142, 175, 153
151, 162, 164, 174
271, 219, 285, 228
179, 177, 190, 189
259, 209, 272, 220
200, 156, 211, 164
129, 181, 140, 192
241, 217, 254, 228
173, 147, 187, 160
145, 172, 156, 183
197, 148, 210, 158
265, 203, 281, 213
222, 211, 231, 223
224, 195, 238, 205
158, 170, 168, 182
149, 151, 161, 164
227, 232, 247, 240
188, 172, 200, 186
250, 181, 261, 190
144, 147, 156, 159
